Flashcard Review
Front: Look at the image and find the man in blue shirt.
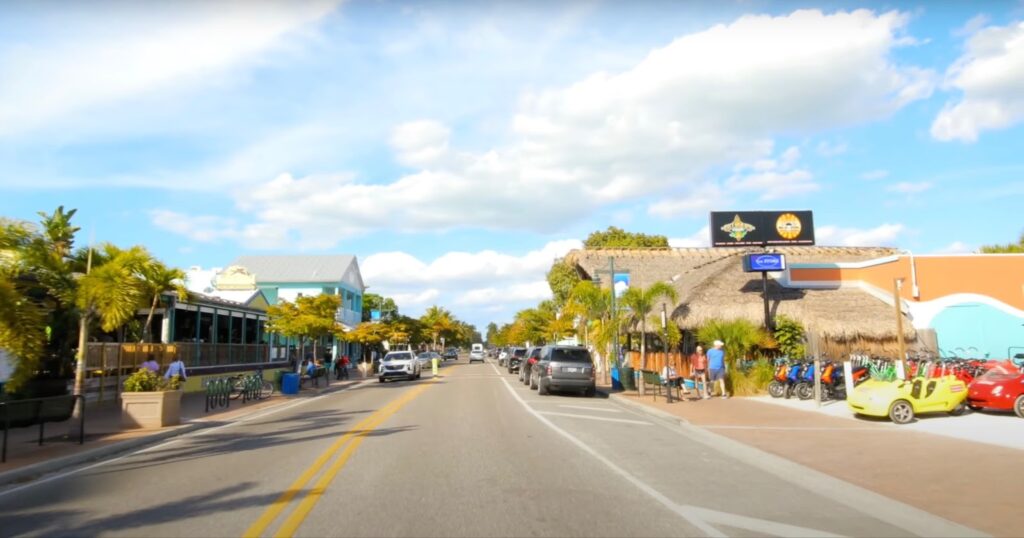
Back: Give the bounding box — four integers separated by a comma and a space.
706, 340, 728, 398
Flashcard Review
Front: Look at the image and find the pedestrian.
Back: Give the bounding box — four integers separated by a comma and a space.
690, 345, 709, 399
164, 356, 187, 383
661, 362, 680, 402
140, 354, 160, 374
707, 340, 728, 398
340, 354, 350, 379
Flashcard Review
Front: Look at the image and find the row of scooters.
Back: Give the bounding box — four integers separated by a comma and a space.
769, 354, 1024, 422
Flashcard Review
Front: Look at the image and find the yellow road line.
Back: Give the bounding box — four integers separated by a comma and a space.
243, 378, 437, 538
273, 382, 434, 537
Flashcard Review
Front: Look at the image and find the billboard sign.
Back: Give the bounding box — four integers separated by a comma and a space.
743, 253, 787, 272
710, 211, 815, 247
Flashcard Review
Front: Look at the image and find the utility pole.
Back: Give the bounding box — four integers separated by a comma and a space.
893, 278, 908, 379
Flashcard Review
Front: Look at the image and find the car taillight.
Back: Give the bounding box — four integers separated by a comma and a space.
589, 368, 595, 379
546, 365, 552, 375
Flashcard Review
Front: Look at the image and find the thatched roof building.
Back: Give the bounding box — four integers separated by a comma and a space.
564, 246, 915, 354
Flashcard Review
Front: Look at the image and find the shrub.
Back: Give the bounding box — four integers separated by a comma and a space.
773, 315, 806, 358
123, 369, 180, 392
728, 358, 775, 396
696, 318, 768, 370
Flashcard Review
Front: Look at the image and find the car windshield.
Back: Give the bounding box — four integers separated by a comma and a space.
417, 353, 430, 358
978, 363, 1023, 379
512, 349, 527, 357
384, 353, 411, 361
550, 348, 592, 362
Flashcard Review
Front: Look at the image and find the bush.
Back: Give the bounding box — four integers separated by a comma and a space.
773, 315, 806, 358
728, 358, 775, 396
696, 318, 768, 370
123, 369, 181, 392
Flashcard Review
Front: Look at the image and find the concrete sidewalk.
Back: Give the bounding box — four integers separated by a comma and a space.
607, 388, 1019, 538
0, 373, 366, 487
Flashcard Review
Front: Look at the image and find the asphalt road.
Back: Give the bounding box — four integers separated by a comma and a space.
0, 357, 984, 537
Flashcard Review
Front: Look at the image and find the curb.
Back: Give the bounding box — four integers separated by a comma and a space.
0, 378, 366, 488
606, 392, 690, 426
0, 422, 205, 488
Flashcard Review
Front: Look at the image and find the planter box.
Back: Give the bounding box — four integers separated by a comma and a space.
121, 390, 183, 429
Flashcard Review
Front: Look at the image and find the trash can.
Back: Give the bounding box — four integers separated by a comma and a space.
610, 367, 622, 391
281, 373, 300, 395
619, 366, 636, 391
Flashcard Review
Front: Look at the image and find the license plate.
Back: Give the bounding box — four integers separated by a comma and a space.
565, 367, 578, 373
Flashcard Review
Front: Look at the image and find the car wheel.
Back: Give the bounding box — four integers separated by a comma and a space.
537, 378, 548, 395
378, 377, 385, 383
768, 381, 785, 398
889, 400, 914, 424
584, 386, 595, 397
529, 373, 538, 390
1014, 395, 1024, 419
949, 402, 967, 416
507, 367, 513, 374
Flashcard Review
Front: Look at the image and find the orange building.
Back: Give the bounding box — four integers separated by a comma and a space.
784, 254, 1024, 359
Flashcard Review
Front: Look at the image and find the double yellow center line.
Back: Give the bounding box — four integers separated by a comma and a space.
243, 378, 437, 538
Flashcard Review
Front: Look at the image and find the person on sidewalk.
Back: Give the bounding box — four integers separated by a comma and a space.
690, 345, 708, 399
164, 357, 187, 382
707, 340, 728, 398
661, 362, 681, 402
141, 354, 160, 374
340, 354, 350, 379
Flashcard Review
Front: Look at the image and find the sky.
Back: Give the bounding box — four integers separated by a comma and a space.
2, 0, 1023, 332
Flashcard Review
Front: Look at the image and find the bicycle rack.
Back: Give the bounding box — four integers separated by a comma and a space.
205, 378, 232, 413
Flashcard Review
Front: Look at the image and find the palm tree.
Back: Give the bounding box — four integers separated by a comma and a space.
138, 258, 188, 343
620, 282, 678, 395
564, 280, 608, 348
421, 305, 455, 350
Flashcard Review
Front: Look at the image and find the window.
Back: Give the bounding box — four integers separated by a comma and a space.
550, 348, 592, 362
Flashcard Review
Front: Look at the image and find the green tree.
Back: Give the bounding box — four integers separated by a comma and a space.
485, 322, 498, 345
563, 280, 608, 348
696, 318, 768, 371
583, 226, 670, 249
137, 258, 188, 343
980, 231, 1024, 253
344, 321, 391, 363
420, 305, 455, 350
361, 292, 399, 322
772, 315, 806, 358
620, 282, 678, 395
267, 294, 345, 369
546, 260, 581, 306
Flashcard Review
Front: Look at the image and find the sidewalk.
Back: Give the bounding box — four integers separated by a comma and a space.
0, 373, 365, 486
606, 387, 1019, 538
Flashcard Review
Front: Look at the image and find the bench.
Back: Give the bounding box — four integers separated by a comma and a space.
300, 367, 327, 388
1, 395, 84, 463
639, 370, 688, 402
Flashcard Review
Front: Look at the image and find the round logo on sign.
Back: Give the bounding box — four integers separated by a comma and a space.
775, 213, 802, 240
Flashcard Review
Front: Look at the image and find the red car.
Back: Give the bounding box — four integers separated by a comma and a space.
967, 360, 1024, 418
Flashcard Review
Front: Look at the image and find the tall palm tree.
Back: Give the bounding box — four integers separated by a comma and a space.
620, 282, 678, 395
564, 280, 608, 348
138, 258, 188, 343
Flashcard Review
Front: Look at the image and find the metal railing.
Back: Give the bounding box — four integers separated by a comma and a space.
1, 394, 84, 463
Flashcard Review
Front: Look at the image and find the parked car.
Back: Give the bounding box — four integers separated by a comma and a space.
530, 345, 596, 397
519, 347, 542, 385
416, 351, 440, 369
379, 351, 421, 382
506, 347, 527, 374
497, 347, 510, 367
967, 360, 1024, 418
847, 373, 968, 424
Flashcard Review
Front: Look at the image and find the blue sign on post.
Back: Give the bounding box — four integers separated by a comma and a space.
370, 309, 382, 321
743, 253, 787, 272
612, 272, 630, 298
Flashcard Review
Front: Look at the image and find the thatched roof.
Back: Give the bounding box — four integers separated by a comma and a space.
564, 246, 914, 342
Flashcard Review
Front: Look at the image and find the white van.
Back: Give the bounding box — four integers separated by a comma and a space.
470, 343, 485, 363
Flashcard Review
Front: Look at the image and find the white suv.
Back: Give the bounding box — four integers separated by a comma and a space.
469, 343, 485, 363
379, 351, 421, 382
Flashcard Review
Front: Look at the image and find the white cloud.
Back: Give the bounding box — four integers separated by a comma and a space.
156, 9, 932, 244
0, 1, 339, 136
816, 141, 849, 156
669, 226, 711, 248
933, 241, 975, 254
817, 223, 904, 246
648, 184, 727, 218
886, 181, 933, 194
931, 21, 1024, 142
358, 239, 580, 324
861, 169, 890, 180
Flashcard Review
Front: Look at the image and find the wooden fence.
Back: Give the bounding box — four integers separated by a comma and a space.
625, 351, 693, 378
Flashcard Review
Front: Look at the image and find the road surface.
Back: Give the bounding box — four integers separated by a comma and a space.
0, 358, 982, 537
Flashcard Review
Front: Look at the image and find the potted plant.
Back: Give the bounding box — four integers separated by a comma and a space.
120, 370, 183, 429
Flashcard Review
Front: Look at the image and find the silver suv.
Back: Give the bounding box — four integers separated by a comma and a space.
530, 345, 596, 397
378, 351, 421, 382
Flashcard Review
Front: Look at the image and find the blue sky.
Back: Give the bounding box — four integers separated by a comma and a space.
2, 0, 1023, 331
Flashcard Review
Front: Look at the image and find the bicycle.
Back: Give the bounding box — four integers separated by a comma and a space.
229, 369, 274, 400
